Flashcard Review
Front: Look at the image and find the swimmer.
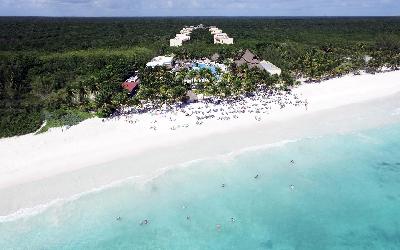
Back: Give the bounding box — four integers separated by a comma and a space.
254, 174, 259, 179
140, 219, 149, 225
290, 160, 295, 164
216, 224, 221, 231
186, 216, 191, 220
221, 184, 226, 188
116, 216, 121, 221
231, 217, 235, 223
290, 184, 295, 190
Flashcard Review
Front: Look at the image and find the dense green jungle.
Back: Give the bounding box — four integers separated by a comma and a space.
1, 17, 399, 137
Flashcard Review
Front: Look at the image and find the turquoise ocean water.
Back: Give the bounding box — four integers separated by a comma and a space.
1, 122, 400, 249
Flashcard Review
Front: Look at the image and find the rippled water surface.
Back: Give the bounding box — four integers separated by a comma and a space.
1, 123, 400, 250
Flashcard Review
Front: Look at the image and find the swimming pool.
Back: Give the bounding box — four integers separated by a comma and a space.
193, 63, 218, 75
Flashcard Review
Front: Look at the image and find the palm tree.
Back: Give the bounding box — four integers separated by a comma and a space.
187, 69, 198, 88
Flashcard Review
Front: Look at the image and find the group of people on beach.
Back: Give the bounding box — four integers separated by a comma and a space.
105, 89, 307, 131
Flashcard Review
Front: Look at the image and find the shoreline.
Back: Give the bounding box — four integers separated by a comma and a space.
1, 70, 400, 216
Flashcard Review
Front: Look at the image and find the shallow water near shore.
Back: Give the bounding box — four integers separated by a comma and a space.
1, 122, 400, 249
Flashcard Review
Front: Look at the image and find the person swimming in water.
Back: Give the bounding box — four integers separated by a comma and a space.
116, 216, 121, 221
140, 219, 149, 225
231, 217, 236, 223
221, 183, 226, 188
290, 184, 295, 190
216, 224, 221, 231
254, 174, 259, 179
290, 160, 295, 164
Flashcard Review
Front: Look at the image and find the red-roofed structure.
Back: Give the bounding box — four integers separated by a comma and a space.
121, 75, 140, 95
122, 81, 139, 92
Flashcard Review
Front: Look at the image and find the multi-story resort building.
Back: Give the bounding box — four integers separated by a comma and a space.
170, 27, 194, 47
213, 33, 234, 45
209, 26, 234, 45
170, 25, 234, 46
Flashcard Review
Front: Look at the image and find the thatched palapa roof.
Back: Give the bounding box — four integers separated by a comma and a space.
235, 49, 263, 70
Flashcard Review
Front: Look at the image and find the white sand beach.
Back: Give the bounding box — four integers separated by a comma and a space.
1, 70, 400, 217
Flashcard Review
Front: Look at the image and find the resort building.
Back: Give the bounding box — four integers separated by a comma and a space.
209, 27, 223, 35
180, 27, 194, 34
121, 75, 140, 95
260, 60, 282, 75
170, 38, 183, 47
235, 50, 263, 69
170, 25, 233, 46
235, 49, 281, 74
170, 29, 192, 47
176, 33, 190, 41
146, 56, 174, 68
208, 26, 233, 45
214, 33, 234, 45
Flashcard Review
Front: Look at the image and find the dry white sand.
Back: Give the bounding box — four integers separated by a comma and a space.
1, 70, 400, 216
